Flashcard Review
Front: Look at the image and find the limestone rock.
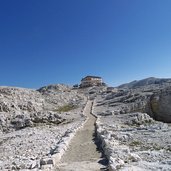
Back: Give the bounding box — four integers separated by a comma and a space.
150, 88, 171, 122
0, 84, 86, 170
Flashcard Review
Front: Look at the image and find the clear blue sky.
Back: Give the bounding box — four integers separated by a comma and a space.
0, 0, 171, 88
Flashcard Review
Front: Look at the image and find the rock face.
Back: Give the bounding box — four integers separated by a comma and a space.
96, 78, 171, 123
0, 86, 44, 114
150, 88, 171, 122
0, 85, 86, 133
90, 78, 171, 170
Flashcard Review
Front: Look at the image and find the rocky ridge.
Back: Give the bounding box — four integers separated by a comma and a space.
0, 77, 171, 171
118, 77, 171, 89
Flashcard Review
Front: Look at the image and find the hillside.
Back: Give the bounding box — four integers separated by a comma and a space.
118, 77, 171, 89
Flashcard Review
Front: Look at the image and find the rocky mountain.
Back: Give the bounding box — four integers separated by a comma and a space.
118, 77, 171, 89
0, 79, 171, 171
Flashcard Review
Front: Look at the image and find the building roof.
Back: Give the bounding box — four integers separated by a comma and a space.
81, 75, 102, 81
85, 75, 102, 79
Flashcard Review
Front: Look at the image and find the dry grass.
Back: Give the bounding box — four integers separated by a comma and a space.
55, 104, 77, 113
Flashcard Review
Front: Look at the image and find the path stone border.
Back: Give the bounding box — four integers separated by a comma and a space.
24, 100, 90, 171
92, 101, 128, 171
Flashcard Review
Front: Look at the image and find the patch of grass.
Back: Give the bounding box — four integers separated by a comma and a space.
0, 138, 11, 146
167, 147, 171, 152
129, 140, 142, 147
152, 143, 163, 151
153, 145, 162, 151
142, 143, 163, 151
55, 104, 77, 113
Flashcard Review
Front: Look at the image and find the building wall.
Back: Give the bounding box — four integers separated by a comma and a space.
80, 77, 103, 87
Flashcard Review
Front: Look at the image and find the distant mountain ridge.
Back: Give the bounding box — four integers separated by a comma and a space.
118, 77, 171, 89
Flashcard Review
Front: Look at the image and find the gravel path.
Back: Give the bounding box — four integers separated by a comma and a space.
56, 101, 107, 171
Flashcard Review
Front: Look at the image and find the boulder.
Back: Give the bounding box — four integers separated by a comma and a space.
150, 88, 171, 122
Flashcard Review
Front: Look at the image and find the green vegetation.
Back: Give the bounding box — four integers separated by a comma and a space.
153, 145, 162, 151
152, 143, 163, 151
150, 99, 159, 114
129, 140, 142, 147
55, 104, 77, 113
143, 143, 163, 151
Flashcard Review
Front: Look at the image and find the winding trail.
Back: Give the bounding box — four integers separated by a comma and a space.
56, 101, 107, 171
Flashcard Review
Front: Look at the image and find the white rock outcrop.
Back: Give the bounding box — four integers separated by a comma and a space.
0, 85, 87, 170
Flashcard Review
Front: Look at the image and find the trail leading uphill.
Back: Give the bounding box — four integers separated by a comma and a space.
56, 101, 108, 171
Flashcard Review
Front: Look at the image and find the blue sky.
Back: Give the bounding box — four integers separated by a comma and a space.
0, 0, 171, 88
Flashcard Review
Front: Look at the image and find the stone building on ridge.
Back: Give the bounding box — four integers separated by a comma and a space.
80, 76, 103, 88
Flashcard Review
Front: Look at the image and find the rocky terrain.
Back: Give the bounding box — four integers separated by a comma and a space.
0, 85, 87, 170
92, 77, 171, 170
0, 77, 171, 171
